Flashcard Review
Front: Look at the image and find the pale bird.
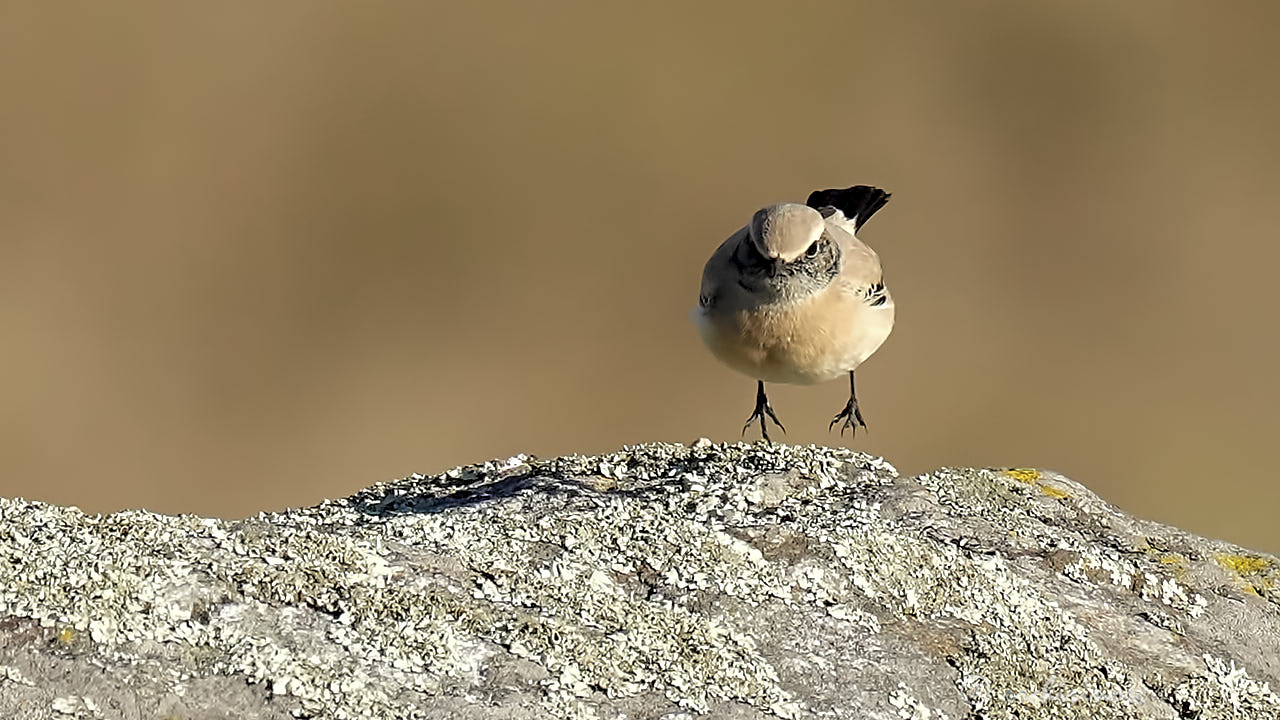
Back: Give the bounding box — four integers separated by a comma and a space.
693, 185, 895, 441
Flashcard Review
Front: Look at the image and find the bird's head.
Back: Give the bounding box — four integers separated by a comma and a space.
729, 203, 840, 304
748, 203, 826, 266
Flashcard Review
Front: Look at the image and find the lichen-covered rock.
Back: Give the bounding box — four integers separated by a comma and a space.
0, 442, 1277, 719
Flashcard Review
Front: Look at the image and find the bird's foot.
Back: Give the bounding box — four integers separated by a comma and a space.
743, 385, 786, 443
829, 398, 867, 437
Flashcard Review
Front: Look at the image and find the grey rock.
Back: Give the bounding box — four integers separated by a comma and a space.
0, 442, 1277, 719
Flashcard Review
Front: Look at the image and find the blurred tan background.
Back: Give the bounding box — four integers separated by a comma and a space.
2, 2, 1278, 552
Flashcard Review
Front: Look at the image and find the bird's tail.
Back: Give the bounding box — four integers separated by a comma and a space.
806, 186, 891, 231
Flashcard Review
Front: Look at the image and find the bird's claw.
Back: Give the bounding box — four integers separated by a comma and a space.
829, 398, 867, 437
743, 403, 786, 442
743, 382, 786, 442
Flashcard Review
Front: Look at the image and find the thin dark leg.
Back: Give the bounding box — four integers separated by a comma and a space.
829, 371, 868, 437
742, 380, 786, 442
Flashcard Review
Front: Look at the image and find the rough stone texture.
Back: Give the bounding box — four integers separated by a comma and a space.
0, 442, 1277, 719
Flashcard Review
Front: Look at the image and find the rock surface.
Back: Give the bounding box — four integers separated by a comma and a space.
0, 442, 1277, 719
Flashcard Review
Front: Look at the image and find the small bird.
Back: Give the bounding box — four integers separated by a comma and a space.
693, 185, 895, 441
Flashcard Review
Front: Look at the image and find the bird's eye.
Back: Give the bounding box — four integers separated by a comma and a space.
804, 241, 821, 258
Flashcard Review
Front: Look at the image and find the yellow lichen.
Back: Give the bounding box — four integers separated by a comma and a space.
1004, 469, 1040, 484
1215, 554, 1271, 576
55, 627, 76, 646
1156, 553, 1189, 578
1038, 484, 1069, 499
1003, 468, 1065, 497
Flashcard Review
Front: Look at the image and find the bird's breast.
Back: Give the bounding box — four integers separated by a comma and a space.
695, 289, 894, 385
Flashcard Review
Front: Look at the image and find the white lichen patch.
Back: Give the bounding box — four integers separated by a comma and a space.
1153, 654, 1280, 716
1059, 549, 1210, 618
889, 682, 950, 720
51, 695, 102, 718
819, 524, 1124, 716
346, 444, 882, 715
0, 664, 34, 687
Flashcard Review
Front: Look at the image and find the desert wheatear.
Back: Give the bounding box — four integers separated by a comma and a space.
693, 185, 894, 441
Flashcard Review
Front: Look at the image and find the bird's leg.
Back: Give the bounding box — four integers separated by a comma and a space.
742, 380, 786, 442
829, 371, 868, 436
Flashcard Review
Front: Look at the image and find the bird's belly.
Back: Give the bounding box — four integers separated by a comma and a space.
694, 298, 894, 385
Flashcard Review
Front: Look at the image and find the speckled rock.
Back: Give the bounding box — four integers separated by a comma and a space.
0, 442, 1277, 719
